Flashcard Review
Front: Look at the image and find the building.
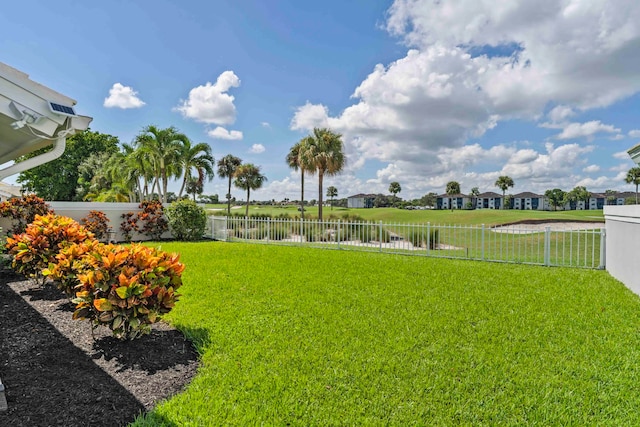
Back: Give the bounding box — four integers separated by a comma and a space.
347, 193, 376, 208
436, 193, 471, 210
512, 192, 546, 210
0, 181, 21, 202
475, 192, 503, 209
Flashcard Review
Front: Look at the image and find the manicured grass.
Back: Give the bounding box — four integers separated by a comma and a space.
211, 205, 604, 226
133, 242, 640, 426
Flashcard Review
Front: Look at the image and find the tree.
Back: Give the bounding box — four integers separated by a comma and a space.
389, 182, 401, 205
286, 137, 313, 219
445, 181, 460, 210
470, 187, 480, 210
233, 163, 267, 217
186, 177, 204, 201
217, 154, 242, 215
177, 140, 215, 199
135, 125, 187, 203
303, 128, 345, 220
625, 166, 640, 204
326, 186, 338, 210
420, 192, 438, 208
605, 189, 618, 205
495, 176, 515, 209
545, 188, 566, 211
17, 130, 119, 201
565, 186, 590, 210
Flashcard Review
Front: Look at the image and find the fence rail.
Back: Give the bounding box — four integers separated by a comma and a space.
209, 216, 606, 269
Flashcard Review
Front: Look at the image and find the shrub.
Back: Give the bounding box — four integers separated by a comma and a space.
405, 228, 439, 249
5, 214, 94, 284
120, 211, 138, 243
80, 210, 110, 241
137, 200, 168, 240
0, 194, 53, 235
166, 200, 207, 241
69, 243, 185, 340
44, 238, 103, 296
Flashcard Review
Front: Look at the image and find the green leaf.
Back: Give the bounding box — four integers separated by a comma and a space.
115, 286, 129, 299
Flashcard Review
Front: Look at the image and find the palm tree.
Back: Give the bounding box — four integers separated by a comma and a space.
389, 181, 401, 206
177, 140, 215, 198
326, 186, 338, 210
470, 186, 480, 210
286, 137, 314, 219
625, 167, 640, 204
135, 125, 187, 203
304, 128, 345, 221
234, 163, 267, 217
217, 154, 243, 215
445, 181, 460, 211
495, 176, 515, 209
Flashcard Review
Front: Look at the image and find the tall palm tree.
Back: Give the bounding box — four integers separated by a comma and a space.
470, 186, 480, 210
326, 186, 338, 210
625, 167, 640, 204
177, 140, 215, 198
389, 181, 401, 206
495, 176, 515, 209
135, 125, 187, 203
445, 181, 460, 211
234, 163, 267, 217
304, 128, 345, 221
217, 154, 243, 215
286, 137, 314, 219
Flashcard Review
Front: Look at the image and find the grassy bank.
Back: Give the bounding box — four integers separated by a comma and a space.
133, 242, 640, 426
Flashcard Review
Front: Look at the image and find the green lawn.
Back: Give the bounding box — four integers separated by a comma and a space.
209, 205, 604, 226
133, 242, 640, 426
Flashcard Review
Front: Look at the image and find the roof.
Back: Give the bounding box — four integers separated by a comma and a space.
512, 192, 543, 198
347, 193, 377, 199
477, 191, 503, 198
437, 193, 469, 198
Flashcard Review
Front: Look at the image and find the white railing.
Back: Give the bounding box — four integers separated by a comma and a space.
209, 216, 606, 269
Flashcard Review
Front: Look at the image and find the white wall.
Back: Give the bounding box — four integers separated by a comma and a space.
1, 202, 172, 242
604, 205, 640, 295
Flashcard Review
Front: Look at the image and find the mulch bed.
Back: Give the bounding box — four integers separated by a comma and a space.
0, 266, 200, 427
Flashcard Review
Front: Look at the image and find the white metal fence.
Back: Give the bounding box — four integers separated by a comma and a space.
209, 216, 606, 269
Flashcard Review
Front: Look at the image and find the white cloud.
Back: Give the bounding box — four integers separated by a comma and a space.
555, 121, 620, 140
290, 102, 330, 131
261, 122, 271, 128
547, 105, 575, 123
583, 165, 601, 173
250, 144, 266, 154
103, 83, 145, 109
613, 151, 632, 160
175, 71, 240, 124
629, 130, 640, 138
207, 126, 243, 140
610, 134, 625, 141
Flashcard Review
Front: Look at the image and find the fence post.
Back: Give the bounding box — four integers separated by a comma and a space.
427, 222, 431, 255
544, 227, 551, 266
598, 228, 606, 269
300, 217, 303, 244
337, 220, 341, 249
266, 217, 270, 244
379, 221, 383, 252
481, 224, 485, 261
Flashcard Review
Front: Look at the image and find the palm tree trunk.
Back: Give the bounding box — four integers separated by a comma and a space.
227, 177, 232, 216
318, 171, 324, 221
300, 170, 305, 220
245, 188, 250, 217
178, 172, 188, 198
636, 183, 638, 204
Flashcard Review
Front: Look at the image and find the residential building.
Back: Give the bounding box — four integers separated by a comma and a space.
437, 193, 471, 210
347, 193, 376, 209
475, 192, 503, 209
512, 192, 546, 210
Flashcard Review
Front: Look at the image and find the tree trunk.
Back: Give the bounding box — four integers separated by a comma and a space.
300, 169, 305, 220
318, 171, 324, 221
245, 188, 250, 217
178, 172, 188, 198
227, 177, 233, 216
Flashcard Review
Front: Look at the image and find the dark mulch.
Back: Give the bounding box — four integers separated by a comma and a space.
0, 266, 200, 427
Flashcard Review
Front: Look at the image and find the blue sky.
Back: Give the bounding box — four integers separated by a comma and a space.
2, 0, 640, 201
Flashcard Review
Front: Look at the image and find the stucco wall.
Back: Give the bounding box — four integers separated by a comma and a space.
0, 202, 173, 242
604, 205, 640, 295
